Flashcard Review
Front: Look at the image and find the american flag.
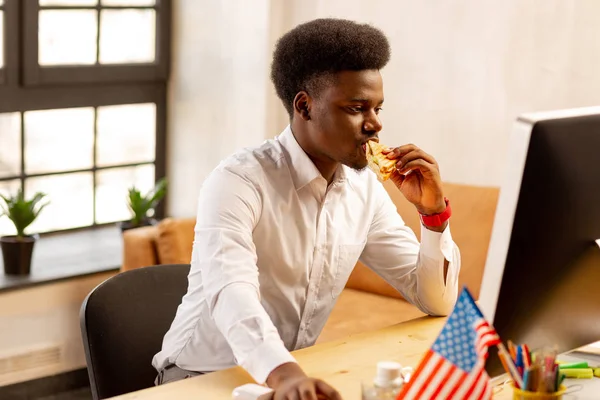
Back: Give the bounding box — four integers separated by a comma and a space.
397, 288, 501, 400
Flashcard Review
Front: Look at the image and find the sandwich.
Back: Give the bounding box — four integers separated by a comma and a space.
366, 140, 397, 181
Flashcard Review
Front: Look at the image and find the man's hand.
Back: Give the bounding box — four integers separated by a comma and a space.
382, 144, 447, 229
266, 362, 342, 400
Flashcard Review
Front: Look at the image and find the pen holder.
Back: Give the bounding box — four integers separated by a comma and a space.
512, 384, 567, 400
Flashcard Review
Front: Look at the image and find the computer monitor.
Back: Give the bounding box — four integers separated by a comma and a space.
478, 106, 600, 378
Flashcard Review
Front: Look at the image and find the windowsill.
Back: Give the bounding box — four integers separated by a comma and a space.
0, 226, 122, 293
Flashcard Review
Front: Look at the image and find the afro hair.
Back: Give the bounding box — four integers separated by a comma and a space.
271, 18, 391, 118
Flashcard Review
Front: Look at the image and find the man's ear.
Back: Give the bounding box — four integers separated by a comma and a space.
293, 91, 311, 121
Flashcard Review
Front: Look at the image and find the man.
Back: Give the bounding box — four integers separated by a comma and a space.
153, 18, 460, 399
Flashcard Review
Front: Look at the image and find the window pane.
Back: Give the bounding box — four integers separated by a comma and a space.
40, 0, 98, 6
26, 173, 93, 232
99, 9, 155, 64
24, 108, 94, 174
0, 113, 20, 178
97, 103, 155, 166
0, 180, 21, 236
95, 164, 154, 224
0, 11, 4, 68
39, 10, 98, 66
101, 0, 155, 5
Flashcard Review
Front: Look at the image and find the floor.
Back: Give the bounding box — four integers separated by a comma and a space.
0, 369, 92, 400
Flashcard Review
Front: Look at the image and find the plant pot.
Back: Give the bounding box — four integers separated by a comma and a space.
1, 234, 38, 275
117, 218, 158, 233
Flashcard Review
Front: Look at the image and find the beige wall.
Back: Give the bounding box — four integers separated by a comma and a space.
167, 1, 600, 217
0, 272, 115, 386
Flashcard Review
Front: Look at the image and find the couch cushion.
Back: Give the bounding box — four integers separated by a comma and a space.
156, 217, 196, 264
345, 182, 499, 301
317, 288, 426, 344
121, 225, 159, 271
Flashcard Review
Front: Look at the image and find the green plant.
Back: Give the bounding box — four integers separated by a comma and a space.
127, 178, 168, 226
0, 190, 48, 238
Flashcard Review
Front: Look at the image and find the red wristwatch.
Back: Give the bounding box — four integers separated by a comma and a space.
419, 198, 451, 227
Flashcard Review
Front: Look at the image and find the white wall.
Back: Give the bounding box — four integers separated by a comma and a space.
166, 0, 274, 217
0, 272, 115, 387
279, 0, 600, 187
167, 1, 600, 216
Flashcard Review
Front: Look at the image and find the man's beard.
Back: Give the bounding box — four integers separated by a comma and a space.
343, 157, 369, 172
339, 146, 368, 171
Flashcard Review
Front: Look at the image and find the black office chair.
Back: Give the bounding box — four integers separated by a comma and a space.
80, 263, 190, 400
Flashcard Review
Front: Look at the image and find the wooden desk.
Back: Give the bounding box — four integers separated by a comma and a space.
110, 316, 514, 400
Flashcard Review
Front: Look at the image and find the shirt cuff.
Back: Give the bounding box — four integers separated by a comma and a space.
241, 338, 297, 384
419, 222, 455, 262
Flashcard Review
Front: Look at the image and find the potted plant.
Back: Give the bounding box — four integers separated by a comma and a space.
0, 190, 48, 275
119, 178, 167, 232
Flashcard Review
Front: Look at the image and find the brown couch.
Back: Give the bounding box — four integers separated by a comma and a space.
122, 181, 499, 343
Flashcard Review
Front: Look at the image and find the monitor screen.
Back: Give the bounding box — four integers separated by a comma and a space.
478, 106, 600, 378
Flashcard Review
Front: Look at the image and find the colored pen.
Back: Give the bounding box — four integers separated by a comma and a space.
516, 346, 524, 377
522, 369, 530, 391
522, 344, 531, 368
498, 343, 524, 389
508, 340, 517, 362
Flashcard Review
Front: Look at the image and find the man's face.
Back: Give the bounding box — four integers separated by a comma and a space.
307, 69, 384, 170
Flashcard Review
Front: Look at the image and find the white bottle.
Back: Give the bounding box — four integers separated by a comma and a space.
362, 361, 405, 400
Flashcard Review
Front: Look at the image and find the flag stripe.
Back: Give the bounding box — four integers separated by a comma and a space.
479, 380, 492, 400
406, 352, 443, 399
454, 363, 485, 399
434, 367, 465, 400
415, 356, 445, 399
429, 364, 458, 399
446, 372, 468, 399
419, 360, 453, 399
470, 368, 488, 400
479, 330, 500, 346
401, 350, 436, 398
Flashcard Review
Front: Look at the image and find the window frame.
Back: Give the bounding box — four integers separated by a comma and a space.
0, 0, 10, 85
22, 0, 171, 86
0, 0, 169, 232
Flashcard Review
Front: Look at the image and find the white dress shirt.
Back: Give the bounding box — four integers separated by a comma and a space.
152, 126, 460, 384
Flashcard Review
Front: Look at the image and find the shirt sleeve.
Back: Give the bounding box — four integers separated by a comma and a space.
193, 167, 296, 384
359, 182, 461, 316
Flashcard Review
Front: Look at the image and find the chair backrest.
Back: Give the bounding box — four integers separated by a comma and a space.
80, 263, 190, 399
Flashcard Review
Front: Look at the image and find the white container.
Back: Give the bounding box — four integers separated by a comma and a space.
362, 361, 412, 400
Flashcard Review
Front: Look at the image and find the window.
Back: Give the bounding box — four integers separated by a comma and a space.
23, 0, 169, 85
0, 0, 169, 235
0, 0, 5, 83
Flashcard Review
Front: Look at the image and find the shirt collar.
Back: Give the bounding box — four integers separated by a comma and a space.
277, 125, 347, 191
